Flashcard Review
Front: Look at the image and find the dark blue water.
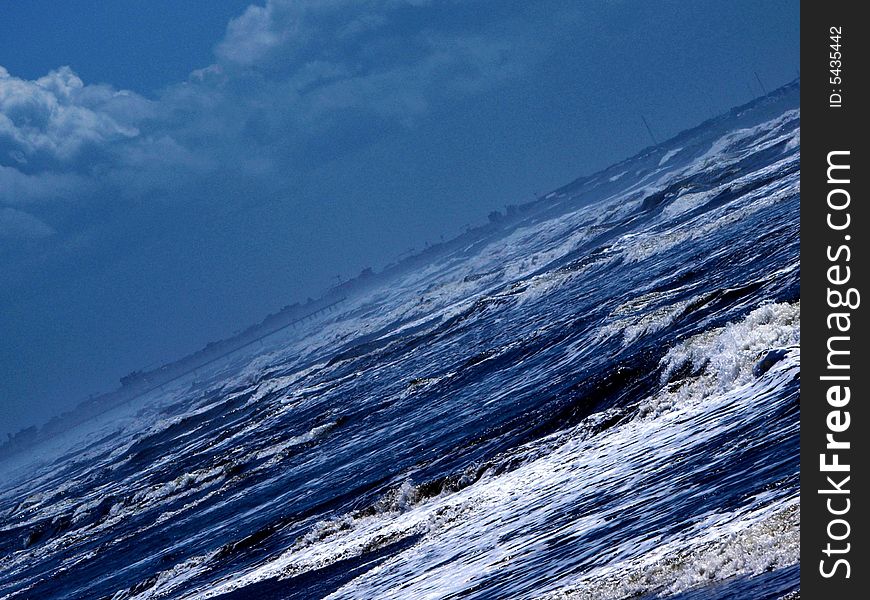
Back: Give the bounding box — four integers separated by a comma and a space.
0, 83, 800, 600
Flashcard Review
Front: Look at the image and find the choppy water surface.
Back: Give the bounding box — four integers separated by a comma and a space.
0, 84, 800, 599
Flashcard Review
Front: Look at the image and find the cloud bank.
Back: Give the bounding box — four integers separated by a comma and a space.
1, 0, 567, 241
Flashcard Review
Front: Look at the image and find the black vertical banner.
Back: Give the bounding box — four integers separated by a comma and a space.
801, 3, 868, 598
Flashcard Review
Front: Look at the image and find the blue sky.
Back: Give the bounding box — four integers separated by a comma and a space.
0, 0, 799, 436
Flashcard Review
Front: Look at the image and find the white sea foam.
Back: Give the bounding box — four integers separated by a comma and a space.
549, 501, 799, 600
166, 303, 801, 600
658, 147, 683, 166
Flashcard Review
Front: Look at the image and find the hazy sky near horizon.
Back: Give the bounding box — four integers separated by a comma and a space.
0, 0, 799, 436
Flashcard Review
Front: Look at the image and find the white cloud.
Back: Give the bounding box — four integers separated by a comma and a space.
214, 0, 430, 70
0, 66, 148, 168
216, 1, 291, 68
177, 0, 549, 152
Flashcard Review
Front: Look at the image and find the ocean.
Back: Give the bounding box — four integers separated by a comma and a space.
0, 81, 800, 600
